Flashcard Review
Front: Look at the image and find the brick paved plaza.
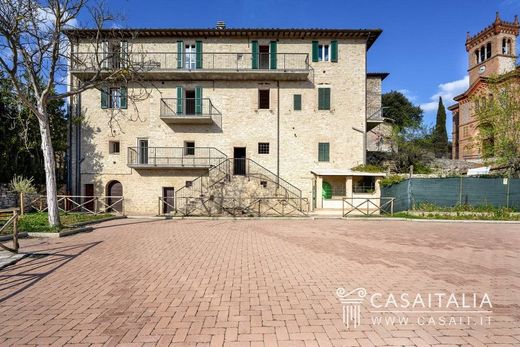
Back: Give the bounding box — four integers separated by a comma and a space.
0, 219, 519, 346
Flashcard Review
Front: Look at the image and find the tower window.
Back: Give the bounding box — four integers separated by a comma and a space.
503, 38, 512, 55
475, 50, 480, 64
486, 42, 492, 59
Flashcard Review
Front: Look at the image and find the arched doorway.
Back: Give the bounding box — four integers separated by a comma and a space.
106, 180, 123, 213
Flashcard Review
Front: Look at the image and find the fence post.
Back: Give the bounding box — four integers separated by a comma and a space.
506, 176, 511, 209
391, 199, 394, 216
459, 176, 463, 206
12, 210, 19, 252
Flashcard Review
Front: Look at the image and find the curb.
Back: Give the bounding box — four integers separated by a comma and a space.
342, 217, 520, 224
126, 215, 520, 224
27, 226, 94, 238
0, 232, 28, 242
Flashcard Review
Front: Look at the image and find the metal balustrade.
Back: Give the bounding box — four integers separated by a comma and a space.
160, 98, 220, 124
71, 52, 310, 72
127, 147, 227, 169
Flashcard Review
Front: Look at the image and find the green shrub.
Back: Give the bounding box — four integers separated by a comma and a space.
352, 164, 385, 173
381, 175, 405, 187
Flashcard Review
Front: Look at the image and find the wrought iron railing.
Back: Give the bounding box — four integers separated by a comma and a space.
367, 107, 388, 122
127, 146, 227, 168
160, 98, 220, 118
71, 52, 310, 72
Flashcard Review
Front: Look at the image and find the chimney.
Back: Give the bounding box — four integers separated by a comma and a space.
216, 21, 226, 30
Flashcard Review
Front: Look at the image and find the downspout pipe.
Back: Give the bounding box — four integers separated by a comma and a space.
277, 80, 280, 185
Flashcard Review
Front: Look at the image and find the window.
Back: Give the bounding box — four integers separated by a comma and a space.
109, 141, 120, 154
185, 181, 193, 188
353, 177, 376, 194
109, 88, 121, 108
101, 86, 127, 109
293, 94, 302, 111
260, 180, 267, 188
318, 88, 331, 110
503, 38, 512, 55
486, 42, 492, 59
258, 142, 270, 154
258, 89, 270, 109
318, 142, 330, 162
318, 44, 330, 62
184, 141, 195, 155
185, 44, 196, 69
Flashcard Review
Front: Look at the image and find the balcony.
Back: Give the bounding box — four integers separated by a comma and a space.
367, 107, 387, 131
160, 98, 220, 124
70, 52, 310, 81
127, 147, 227, 169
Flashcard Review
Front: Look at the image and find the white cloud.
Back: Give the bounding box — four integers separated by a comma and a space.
420, 76, 469, 112
38, 7, 79, 30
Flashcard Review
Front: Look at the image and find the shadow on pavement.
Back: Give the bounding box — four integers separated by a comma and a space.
0, 241, 102, 303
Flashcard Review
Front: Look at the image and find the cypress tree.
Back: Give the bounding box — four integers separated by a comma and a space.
433, 97, 449, 157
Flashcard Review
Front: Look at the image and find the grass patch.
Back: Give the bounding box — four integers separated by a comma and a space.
16, 212, 114, 233
391, 210, 520, 221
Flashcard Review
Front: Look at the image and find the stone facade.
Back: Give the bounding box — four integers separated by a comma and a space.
68, 28, 386, 215
451, 13, 519, 160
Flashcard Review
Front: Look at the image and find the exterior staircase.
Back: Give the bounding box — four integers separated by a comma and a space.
173, 158, 309, 217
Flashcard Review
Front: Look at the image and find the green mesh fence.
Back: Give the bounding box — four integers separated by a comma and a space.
381, 177, 520, 212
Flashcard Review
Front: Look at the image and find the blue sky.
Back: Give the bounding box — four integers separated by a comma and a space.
89, 0, 520, 137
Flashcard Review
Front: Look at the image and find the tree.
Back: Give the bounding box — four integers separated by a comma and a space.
0, 74, 67, 186
382, 91, 424, 129
0, 0, 149, 226
473, 73, 520, 176
432, 96, 448, 158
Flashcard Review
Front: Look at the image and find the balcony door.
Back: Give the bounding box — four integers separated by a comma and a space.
185, 90, 196, 115
185, 44, 196, 70
259, 45, 270, 69
138, 139, 148, 165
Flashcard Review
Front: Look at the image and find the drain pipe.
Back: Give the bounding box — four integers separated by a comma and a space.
277, 81, 280, 185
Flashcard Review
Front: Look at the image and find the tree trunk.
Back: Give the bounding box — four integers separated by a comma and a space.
37, 106, 60, 227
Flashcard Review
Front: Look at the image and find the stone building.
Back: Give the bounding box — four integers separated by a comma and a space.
450, 13, 519, 161
66, 25, 388, 215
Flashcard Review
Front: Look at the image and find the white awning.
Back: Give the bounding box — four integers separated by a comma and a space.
311, 168, 386, 177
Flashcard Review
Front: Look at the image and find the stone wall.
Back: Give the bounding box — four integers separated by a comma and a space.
0, 184, 18, 209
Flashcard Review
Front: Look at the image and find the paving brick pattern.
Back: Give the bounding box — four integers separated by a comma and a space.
0, 219, 519, 346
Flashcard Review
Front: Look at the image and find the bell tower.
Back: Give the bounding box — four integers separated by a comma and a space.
466, 12, 519, 85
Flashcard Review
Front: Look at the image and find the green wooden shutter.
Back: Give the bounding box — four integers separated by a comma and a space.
252, 41, 259, 69
331, 40, 338, 62
293, 94, 302, 111
120, 41, 128, 68
101, 87, 108, 109
318, 143, 330, 162
269, 41, 277, 69
120, 86, 127, 109
318, 88, 330, 110
312, 41, 319, 62
195, 86, 203, 115
177, 86, 184, 114
177, 41, 183, 69
195, 40, 203, 69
